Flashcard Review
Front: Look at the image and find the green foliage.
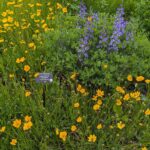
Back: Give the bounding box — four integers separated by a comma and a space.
134, 0, 150, 39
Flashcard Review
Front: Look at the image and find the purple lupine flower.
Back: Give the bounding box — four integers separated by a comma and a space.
79, 2, 87, 19
78, 13, 99, 60
97, 29, 108, 49
109, 6, 127, 51
126, 31, 134, 42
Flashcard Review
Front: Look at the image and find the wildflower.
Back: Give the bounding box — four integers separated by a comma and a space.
136, 76, 145, 82
144, 109, 150, 116
24, 115, 32, 122
127, 74, 133, 81
9, 74, 14, 78
12, 119, 21, 128
93, 104, 100, 111
96, 89, 104, 97
24, 65, 30, 72
20, 57, 25, 63
109, 125, 114, 129
16, 58, 20, 63
0, 38, 4, 43
23, 121, 33, 131
59, 131, 67, 141
62, 8, 67, 13
117, 121, 125, 129
71, 125, 77, 132
123, 93, 130, 101
56, 3, 62, 9
70, 72, 77, 80
55, 128, 59, 135
80, 88, 86, 94
92, 95, 98, 101
74, 102, 80, 108
97, 29, 108, 49
79, 2, 87, 19
130, 91, 141, 101
109, 7, 127, 51
141, 147, 148, 150
34, 72, 39, 78
97, 99, 102, 105
0, 126, 6, 132
88, 134, 97, 142
116, 99, 122, 106
76, 116, 82, 123
28, 42, 36, 50
97, 124, 103, 129
25, 90, 31, 97
116, 86, 125, 94
41, 61, 46, 65
145, 79, 150, 84
36, 3, 42, 7
87, 16, 92, 22
10, 139, 17, 146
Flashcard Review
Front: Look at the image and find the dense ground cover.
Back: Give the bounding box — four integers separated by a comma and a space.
0, 0, 150, 150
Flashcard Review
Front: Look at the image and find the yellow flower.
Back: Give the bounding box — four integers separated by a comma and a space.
93, 104, 100, 111
70, 72, 77, 80
36, 3, 42, 7
9, 74, 14, 78
55, 128, 59, 135
7, 1, 15, 6
73, 102, 80, 108
87, 16, 92, 22
97, 99, 102, 105
1, 12, 7, 17
144, 108, 150, 115
7, 16, 13, 23
57, 3, 62, 9
97, 124, 103, 129
109, 125, 114, 129
88, 134, 97, 142
141, 146, 148, 150
116, 86, 125, 94
41, 61, 46, 65
25, 90, 31, 97
20, 57, 25, 63
71, 125, 77, 132
92, 95, 98, 101
12, 119, 21, 128
0, 38, 4, 43
10, 139, 17, 146
62, 7, 67, 13
0, 126, 6, 132
76, 116, 82, 123
127, 74, 133, 81
96, 89, 104, 97
28, 42, 36, 50
117, 121, 125, 129
145, 79, 150, 84
80, 88, 86, 94
24, 65, 30, 72
123, 93, 130, 101
23, 121, 33, 131
130, 91, 141, 101
136, 76, 145, 82
59, 131, 67, 141
34, 72, 39, 78
24, 115, 32, 122
16, 58, 21, 63
77, 84, 82, 92
116, 99, 122, 106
